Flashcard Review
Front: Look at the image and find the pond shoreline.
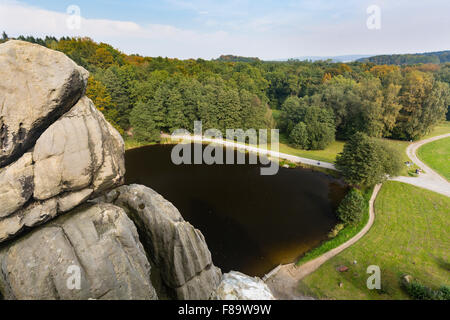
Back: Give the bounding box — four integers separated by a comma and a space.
125, 143, 347, 277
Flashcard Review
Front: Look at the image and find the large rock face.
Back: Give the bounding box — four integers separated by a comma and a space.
33, 96, 125, 200
0, 40, 226, 300
0, 203, 158, 300
214, 271, 275, 300
0, 96, 125, 242
95, 184, 222, 300
0, 40, 89, 167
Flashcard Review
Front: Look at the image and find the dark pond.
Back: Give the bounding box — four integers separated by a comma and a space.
125, 143, 348, 277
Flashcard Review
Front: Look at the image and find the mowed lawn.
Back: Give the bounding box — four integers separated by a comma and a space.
298, 181, 450, 300
278, 133, 344, 163
417, 137, 450, 181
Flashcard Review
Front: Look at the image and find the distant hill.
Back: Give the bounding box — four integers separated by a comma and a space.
280, 54, 373, 63
216, 55, 261, 63
357, 50, 450, 65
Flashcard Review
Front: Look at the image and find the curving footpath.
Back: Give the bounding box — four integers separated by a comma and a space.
391, 133, 450, 197
265, 184, 382, 299
165, 134, 336, 170
265, 133, 450, 299
163, 133, 449, 298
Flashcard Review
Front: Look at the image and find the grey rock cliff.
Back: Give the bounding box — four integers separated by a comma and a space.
0, 40, 89, 167
95, 184, 222, 300
0, 203, 158, 300
0, 96, 125, 242
0, 40, 228, 301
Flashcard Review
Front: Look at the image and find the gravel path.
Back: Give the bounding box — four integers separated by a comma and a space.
265, 184, 382, 299
165, 134, 336, 170
390, 133, 450, 197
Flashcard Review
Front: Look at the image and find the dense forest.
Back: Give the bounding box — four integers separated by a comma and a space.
2, 32, 449, 149
358, 50, 450, 65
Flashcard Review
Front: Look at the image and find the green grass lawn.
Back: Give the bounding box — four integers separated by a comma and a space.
417, 136, 450, 181
298, 181, 450, 300
278, 133, 344, 163
422, 121, 450, 139
277, 134, 415, 174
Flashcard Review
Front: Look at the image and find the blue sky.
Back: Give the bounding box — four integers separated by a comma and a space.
1, 0, 449, 59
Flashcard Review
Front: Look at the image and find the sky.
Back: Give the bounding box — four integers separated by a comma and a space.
0, 0, 449, 60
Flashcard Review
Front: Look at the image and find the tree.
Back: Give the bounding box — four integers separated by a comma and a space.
284, 102, 335, 150
280, 96, 306, 133
303, 106, 335, 150
166, 89, 188, 133
145, 85, 169, 130
336, 132, 402, 187
320, 76, 359, 139
85, 76, 123, 134
97, 66, 137, 130
393, 70, 434, 140
375, 140, 403, 177
290, 122, 309, 148
90, 47, 115, 69
129, 101, 161, 143
337, 188, 366, 225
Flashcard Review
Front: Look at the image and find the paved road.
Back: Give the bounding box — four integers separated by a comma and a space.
391, 133, 450, 197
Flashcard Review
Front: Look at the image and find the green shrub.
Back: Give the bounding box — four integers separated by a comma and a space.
337, 188, 366, 225
328, 223, 345, 238
403, 280, 450, 300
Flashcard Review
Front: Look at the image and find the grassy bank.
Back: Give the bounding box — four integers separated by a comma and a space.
417, 136, 450, 181
278, 133, 345, 163
298, 181, 450, 300
124, 137, 171, 150
296, 187, 373, 265
422, 121, 450, 139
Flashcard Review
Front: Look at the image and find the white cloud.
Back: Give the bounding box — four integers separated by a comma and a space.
0, 0, 449, 60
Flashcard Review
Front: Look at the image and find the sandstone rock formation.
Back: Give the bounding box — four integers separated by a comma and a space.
0, 94, 125, 242
0, 40, 89, 167
0, 203, 157, 300
94, 184, 222, 300
0, 40, 274, 301
214, 271, 275, 300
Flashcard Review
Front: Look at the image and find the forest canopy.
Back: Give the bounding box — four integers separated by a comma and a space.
3, 34, 448, 147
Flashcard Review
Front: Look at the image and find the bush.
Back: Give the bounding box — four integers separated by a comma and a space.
328, 223, 345, 238
403, 280, 450, 300
337, 188, 366, 225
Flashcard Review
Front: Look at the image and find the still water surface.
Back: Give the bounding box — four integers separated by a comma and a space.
125, 143, 347, 276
